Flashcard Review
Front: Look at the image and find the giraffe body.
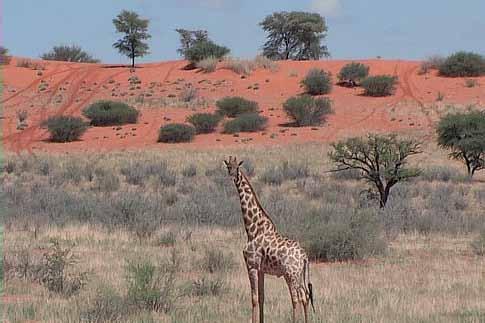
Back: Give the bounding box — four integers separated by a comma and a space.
224, 156, 313, 323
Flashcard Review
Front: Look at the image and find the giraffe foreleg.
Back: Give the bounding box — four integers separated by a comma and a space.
248, 268, 259, 323
258, 271, 265, 323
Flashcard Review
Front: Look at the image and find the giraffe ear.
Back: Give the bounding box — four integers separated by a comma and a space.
238, 161, 244, 167
223, 160, 229, 167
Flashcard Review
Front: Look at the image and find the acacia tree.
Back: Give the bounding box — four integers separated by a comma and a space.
437, 110, 485, 178
41, 45, 99, 63
113, 10, 151, 68
175, 29, 229, 65
329, 134, 421, 208
260, 11, 329, 60
175, 29, 209, 56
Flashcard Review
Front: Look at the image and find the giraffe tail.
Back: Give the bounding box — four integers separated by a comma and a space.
304, 259, 315, 312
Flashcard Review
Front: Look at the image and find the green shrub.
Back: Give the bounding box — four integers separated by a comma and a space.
301, 68, 332, 95
44, 116, 88, 142
158, 123, 195, 143
83, 101, 139, 126
39, 239, 88, 297
184, 40, 229, 64
471, 229, 485, 256
223, 113, 267, 134
216, 97, 259, 117
338, 62, 369, 86
283, 95, 332, 126
186, 113, 221, 134
361, 75, 398, 97
41, 45, 100, 63
300, 209, 387, 261
439, 51, 485, 77
0, 46, 11, 65
125, 253, 179, 313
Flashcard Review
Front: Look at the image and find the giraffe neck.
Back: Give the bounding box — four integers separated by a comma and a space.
234, 169, 276, 241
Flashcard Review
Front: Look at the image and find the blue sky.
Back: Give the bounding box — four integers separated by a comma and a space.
4, 0, 485, 64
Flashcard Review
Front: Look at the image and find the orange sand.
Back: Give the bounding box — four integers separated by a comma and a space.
3, 58, 484, 153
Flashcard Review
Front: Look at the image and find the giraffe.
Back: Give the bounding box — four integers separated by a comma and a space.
223, 156, 314, 323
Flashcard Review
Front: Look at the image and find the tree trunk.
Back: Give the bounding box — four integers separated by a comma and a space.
131, 43, 135, 68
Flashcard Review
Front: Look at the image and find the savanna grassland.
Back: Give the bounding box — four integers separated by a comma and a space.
2, 143, 485, 322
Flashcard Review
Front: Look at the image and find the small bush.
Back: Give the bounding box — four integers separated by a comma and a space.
283, 95, 332, 127
120, 160, 176, 187
301, 68, 332, 95
182, 164, 197, 177
419, 55, 445, 74
465, 79, 479, 88
223, 113, 267, 134
186, 113, 221, 134
41, 44, 100, 63
39, 239, 88, 297
80, 287, 128, 323
216, 97, 259, 117
301, 209, 387, 261
158, 232, 177, 247
420, 166, 467, 182
83, 101, 139, 126
43, 116, 88, 142
179, 86, 198, 103
439, 51, 485, 77
188, 277, 227, 296
125, 252, 179, 313
16, 59, 33, 68
196, 57, 218, 72
199, 249, 234, 274
0, 46, 11, 65
158, 123, 195, 143
223, 58, 255, 75
184, 40, 230, 64
338, 62, 369, 86
361, 75, 398, 97
260, 161, 309, 185
253, 55, 278, 72
471, 229, 485, 256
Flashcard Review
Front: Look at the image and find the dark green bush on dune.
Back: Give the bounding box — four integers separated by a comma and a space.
439, 51, 485, 77
216, 97, 259, 118
361, 75, 397, 97
44, 116, 89, 142
283, 95, 332, 126
186, 113, 221, 134
83, 101, 139, 126
301, 68, 332, 95
223, 113, 267, 134
158, 123, 196, 143
338, 62, 369, 86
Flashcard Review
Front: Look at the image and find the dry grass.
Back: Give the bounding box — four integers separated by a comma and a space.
3, 227, 485, 322
222, 55, 278, 76
2, 143, 485, 322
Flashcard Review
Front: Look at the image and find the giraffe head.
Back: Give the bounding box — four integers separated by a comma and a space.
223, 156, 243, 177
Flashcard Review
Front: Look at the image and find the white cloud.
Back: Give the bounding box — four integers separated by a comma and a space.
310, 0, 342, 16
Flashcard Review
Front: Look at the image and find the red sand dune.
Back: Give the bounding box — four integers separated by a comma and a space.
2, 58, 484, 153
